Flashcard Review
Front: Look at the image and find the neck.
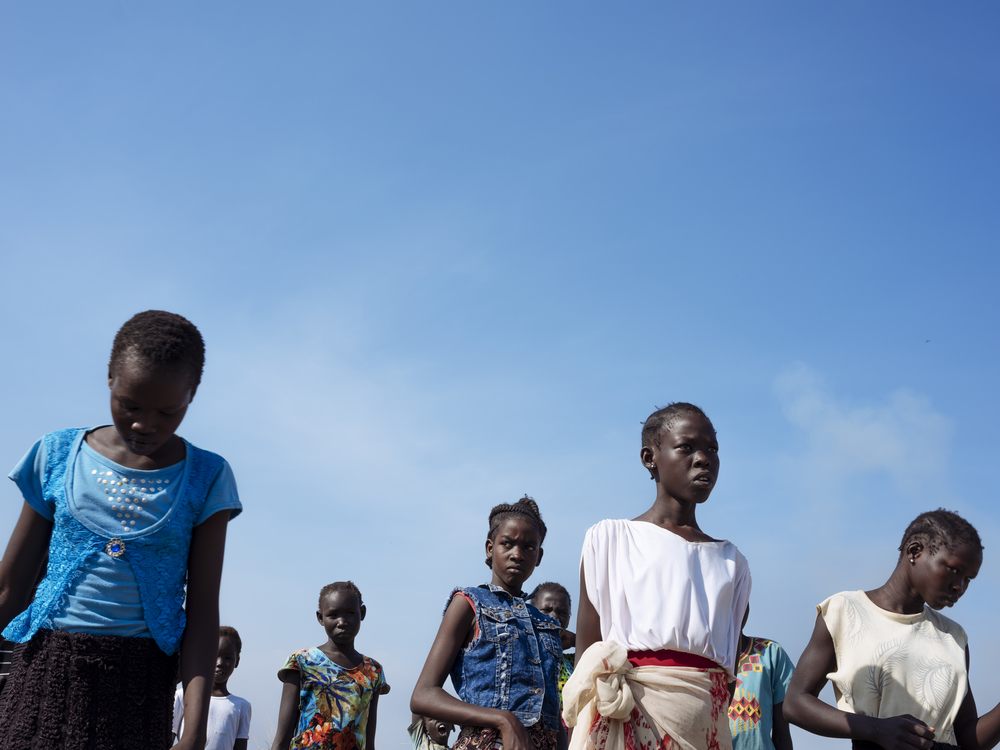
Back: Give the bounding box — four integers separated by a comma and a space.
866, 561, 926, 615
211, 681, 230, 698
321, 639, 362, 666
489, 575, 524, 597
635, 495, 704, 534
739, 633, 750, 655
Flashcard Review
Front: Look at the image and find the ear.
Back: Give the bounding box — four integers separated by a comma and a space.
235, 654, 240, 669
359, 604, 367, 622
316, 609, 323, 625
536, 546, 544, 566
188, 383, 198, 403
906, 540, 924, 562
639, 446, 656, 478
485, 537, 494, 562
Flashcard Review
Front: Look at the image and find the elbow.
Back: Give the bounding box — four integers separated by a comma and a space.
409, 686, 427, 716
781, 694, 803, 727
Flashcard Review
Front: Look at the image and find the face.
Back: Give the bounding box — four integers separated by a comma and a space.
486, 518, 543, 594
423, 716, 455, 746
533, 590, 571, 629
316, 589, 365, 644
215, 636, 239, 686
108, 359, 195, 459
640, 414, 719, 503
910, 543, 982, 610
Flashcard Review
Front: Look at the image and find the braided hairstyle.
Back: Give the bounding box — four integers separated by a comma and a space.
109, 310, 206, 388
485, 495, 547, 568
318, 580, 364, 610
898, 509, 983, 558
641, 402, 711, 449
219, 625, 242, 656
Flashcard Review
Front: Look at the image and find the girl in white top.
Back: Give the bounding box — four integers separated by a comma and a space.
784, 509, 1000, 750
566, 403, 751, 750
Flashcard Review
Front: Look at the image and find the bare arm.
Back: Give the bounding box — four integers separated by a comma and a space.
771, 703, 793, 750
365, 690, 380, 750
410, 595, 534, 750
575, 561, 601, 660
954, 646, 1000, 750
0, 503, 52, 632
175, 511, 229, 750
783, 613, 935, 750
273, 674, 302, 750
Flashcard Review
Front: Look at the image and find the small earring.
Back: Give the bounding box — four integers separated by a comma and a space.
910, 558, 915, 564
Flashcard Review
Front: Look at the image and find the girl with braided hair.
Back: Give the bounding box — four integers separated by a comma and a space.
0, 311, 243, 750
411, 496, 566, 750
784, 509, 1000, 750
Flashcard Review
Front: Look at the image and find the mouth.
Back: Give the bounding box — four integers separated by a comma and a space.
692, 473, 714, 486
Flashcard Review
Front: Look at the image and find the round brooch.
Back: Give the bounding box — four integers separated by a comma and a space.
105, 538, 126, 558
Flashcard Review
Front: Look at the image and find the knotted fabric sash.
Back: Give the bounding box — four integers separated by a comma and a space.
562, 642, 731, 750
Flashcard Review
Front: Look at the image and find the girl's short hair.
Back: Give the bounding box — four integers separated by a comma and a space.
641, 402, 710, 449
318, 581, 364, 610
529, 581, 572, 611
486, 495, 547, 568
109, 310, 205, 387
219, 625, 242, 656
898, 509, 983, 557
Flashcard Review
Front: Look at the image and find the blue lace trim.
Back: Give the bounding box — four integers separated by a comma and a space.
3, 428, 223, 654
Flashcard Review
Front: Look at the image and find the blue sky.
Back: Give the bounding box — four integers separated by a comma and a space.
1, 3, 998, 748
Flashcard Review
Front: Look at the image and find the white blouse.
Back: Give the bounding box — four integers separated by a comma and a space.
581, 518, 751, 675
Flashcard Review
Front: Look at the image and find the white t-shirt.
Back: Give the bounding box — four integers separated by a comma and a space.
820, 590, 969, 745
581, 518, 751, 675
173, 688, 252, 750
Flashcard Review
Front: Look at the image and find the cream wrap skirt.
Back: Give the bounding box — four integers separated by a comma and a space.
562, 642, 731, 750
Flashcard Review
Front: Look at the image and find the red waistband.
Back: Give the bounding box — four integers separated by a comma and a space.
627, 649, 721, 670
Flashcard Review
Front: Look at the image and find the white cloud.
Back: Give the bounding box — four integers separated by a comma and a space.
774, 363, 952, 497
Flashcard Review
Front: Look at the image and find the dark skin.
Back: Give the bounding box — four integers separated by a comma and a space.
273, 590, 379, 750
411, 518, 567, 750
0, 357, 228, 750
174, 636, 248, 750
784, 540, 1000, 750
577, 414, 722, 662
531, 590, 576, 652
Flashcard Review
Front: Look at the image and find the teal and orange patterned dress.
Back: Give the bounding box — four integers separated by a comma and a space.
279, 648, 386, 750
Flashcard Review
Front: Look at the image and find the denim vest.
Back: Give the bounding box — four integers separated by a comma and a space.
448, 584, 563, 731
3, 428, 223, 655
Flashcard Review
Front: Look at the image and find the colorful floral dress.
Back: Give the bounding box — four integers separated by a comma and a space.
279, 648, 386, 750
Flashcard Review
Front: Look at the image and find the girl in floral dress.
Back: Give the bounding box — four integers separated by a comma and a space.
273, 582, 386, 750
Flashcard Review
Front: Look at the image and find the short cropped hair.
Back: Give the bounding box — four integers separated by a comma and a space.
529, 581, 572, 612
898, 508, 983, 557
318, 581, 364, 610
219, 625, 242, 656
641, 402, 711, 449
109, 310, 205, 387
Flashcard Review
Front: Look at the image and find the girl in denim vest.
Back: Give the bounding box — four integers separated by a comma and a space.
0, 311, 242, 750
411, 497, 566, 750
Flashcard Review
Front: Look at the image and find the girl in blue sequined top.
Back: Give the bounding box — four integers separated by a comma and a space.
0, 310, 242, 750
411, 496, 566, 750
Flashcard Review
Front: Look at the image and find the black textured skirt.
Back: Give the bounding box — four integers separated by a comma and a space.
0, 629, 178, 750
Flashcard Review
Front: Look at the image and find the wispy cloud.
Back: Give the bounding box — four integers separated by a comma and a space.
774, 363, 952, 498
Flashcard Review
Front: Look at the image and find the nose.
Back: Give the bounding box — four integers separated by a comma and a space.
510, 545, 524, 561
693, 450, 710, 467
131, 415, 156, 434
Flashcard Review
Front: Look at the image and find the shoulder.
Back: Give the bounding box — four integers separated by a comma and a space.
227, 693, 252, 711
923, 607, 969, 647
583, 518, 636, 549
361, 656, 386, 681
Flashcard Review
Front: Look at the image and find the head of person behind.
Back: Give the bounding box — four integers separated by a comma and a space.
529, 582, 575, 652
784, 508, 986, 750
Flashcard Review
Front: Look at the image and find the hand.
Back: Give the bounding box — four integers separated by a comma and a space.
873, 715, 936, 750
498, 712, 535, 750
